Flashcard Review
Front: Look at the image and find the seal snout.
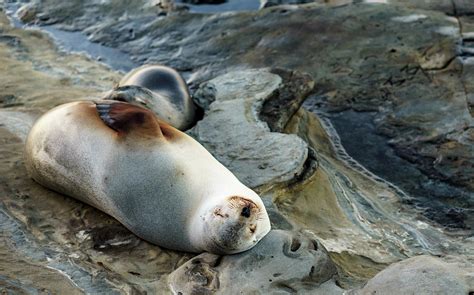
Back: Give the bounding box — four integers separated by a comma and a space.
198, 193, 271, 254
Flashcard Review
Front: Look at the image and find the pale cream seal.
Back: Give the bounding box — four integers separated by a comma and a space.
24, 100, 271, 254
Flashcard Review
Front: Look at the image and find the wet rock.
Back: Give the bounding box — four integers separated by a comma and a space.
191, 68, 313, 188
90, 225, 141, 251
259, 68, 315, 132
0, 110, 36, 141
150, 0, 176, 10
181, 0, 226, 4
25, 0, 175, 30
16, 3, 38, 24
349, 255, 474, 295
0, 94, 22, 107
260, 0, 316, 9
453, 0, 474, 16
169, 230, 342, 294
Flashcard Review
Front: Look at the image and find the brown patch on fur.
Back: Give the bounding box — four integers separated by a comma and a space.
229, 196, 261, 218
228, 196, 258, 207
67, 102, 116, 133
70, 101, 184, 142
94, 100, 188, 142
95, 101, 161, 137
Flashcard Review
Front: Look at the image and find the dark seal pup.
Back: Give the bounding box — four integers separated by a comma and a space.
103, 65, 197, 130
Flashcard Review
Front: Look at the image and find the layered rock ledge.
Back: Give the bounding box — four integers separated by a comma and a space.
190, 68, 315, 188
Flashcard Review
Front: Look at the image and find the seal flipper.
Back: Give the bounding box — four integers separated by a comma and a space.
95, 101, 163, 139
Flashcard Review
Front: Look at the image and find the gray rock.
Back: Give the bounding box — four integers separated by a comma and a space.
16, 3, 39, 24
260, 68, 315, 132
349, 255, 474, 295
0, 110, 37, 142
260, 0, 316, 9
169, 230, 342, 295
191, 68, 314, 188
181, 0, 226, 4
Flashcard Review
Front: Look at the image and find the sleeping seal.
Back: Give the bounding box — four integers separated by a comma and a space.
103, 64, 196, 130
24, 100, 271, 254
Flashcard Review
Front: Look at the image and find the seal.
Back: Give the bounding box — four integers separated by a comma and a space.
103, 65, 196, 130
24, 100, 271, 254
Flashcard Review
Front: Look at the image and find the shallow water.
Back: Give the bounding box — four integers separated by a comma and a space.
176, 0, 260, 13
39, 26, 138, 72
4, 2, 137, 73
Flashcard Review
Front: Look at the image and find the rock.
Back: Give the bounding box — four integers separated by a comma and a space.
148, 0, 175, 10
0, 110, 36, 141
90, 225, 141, 251
454, 0, 474, 15
16, 3, 39, 24
259, 68, 315, 132
193, 68, 283, 110
261, 0, 473, 14
349, 255, 474, 295
181, 0, 226, 4
260, 0, 316, 9
169, 230, 342, 294
191, 68, 314, 188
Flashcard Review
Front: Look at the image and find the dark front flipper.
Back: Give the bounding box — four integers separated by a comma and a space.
95, 101, 164, 139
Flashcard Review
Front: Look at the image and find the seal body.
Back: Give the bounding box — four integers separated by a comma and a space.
24, 101, 271, 254
103, 65, 196, 130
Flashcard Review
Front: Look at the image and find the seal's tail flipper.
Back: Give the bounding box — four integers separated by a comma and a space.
95, 101, 166, 139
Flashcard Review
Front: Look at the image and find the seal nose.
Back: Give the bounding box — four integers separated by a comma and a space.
241, 206, 251, 218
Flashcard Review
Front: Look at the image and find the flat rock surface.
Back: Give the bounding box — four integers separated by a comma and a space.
349, 255, 474, 295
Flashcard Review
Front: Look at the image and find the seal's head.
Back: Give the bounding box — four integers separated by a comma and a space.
195, 195, 271, 254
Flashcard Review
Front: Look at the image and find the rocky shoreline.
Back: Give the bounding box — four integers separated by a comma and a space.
0, 0, 473, 294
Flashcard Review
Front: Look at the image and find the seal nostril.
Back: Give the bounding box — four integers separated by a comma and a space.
249, 224, 256, 233
241, 206, 251, 218
290, 238, 301, 252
